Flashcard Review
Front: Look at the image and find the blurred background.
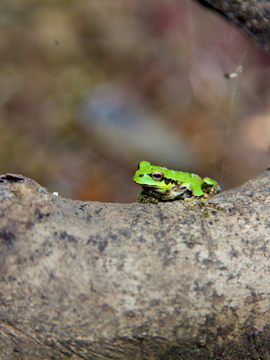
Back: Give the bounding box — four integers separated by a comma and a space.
0, 0, 270, 203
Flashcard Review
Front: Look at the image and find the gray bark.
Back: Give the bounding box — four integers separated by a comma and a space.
0, 169, 270, 359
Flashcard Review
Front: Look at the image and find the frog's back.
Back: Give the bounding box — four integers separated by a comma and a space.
169, 170, 203, 185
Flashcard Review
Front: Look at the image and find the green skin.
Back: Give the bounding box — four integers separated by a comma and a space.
133, 161, 221, 204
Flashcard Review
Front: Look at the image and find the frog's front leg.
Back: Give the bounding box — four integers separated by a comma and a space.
137, 191, 159, 204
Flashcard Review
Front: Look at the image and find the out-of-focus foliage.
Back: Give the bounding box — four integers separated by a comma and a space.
0, 0, 269, 203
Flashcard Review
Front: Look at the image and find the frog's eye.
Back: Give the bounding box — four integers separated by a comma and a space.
137, 164, 140, 170
151, 171, 164, 181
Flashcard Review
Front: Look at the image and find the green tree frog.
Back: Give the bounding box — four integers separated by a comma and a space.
133, 161, 221, 203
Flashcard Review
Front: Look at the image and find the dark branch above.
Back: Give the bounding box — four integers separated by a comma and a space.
194, 0, 270, 54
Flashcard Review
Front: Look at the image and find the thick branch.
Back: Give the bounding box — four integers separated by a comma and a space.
194, 0, 270, 54
0, 170, 270, 359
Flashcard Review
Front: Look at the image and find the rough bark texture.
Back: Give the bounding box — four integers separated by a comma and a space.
195, 0, 270, 54
0, 169, 270, 359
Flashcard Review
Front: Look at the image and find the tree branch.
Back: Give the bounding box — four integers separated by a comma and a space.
194, 0, 270, 54
1, 169, 270, 359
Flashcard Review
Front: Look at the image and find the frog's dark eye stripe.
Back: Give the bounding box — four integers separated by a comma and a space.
165, 178, 174, 185
137, 164, 140, 170
151, 172, 164, 181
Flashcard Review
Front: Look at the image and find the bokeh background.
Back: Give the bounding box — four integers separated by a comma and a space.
0, 0, 270, 203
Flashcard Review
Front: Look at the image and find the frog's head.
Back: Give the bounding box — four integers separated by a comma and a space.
133, 161, 174, 192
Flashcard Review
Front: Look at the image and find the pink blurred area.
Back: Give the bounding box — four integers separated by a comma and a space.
0, 0, 269, 203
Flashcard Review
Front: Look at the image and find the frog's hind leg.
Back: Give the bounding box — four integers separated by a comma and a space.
202, 178, 221, 197
209, 185, 222, 196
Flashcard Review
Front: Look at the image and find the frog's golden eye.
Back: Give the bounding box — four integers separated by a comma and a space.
151, 171, 163, 181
